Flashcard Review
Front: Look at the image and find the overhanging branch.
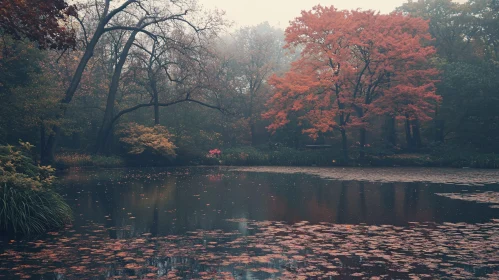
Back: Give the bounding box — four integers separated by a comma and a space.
110, 97, 226, 127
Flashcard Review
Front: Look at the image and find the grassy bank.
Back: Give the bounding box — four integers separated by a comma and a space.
366, 153, 499, 169
217, 147, 499, 169
218, 147, 344, 166
53, 147, 499, 169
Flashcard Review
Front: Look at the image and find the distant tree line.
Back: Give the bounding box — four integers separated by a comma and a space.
0, 0, 497, 166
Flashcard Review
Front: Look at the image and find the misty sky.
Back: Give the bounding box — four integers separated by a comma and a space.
198, 0, 467, 29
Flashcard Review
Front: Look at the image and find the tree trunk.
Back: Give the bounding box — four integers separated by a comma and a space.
154, 92, 160, 125
405, 116, 413, 149
434, 119, 444, 143
42, 23, 107, 164
248, 86, 255, 146
412, 119, 422, 148
250, 122, 256, 146
149, 44, 160, 126
340, 128, 349, 163
335, 84, 349, 163
95, 30, 140, 154
151, 73, 160, 125
294, 127, 300, 149
387, 116, 396, 147
359, 127, 366, 161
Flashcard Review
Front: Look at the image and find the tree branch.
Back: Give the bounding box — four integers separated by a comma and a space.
74, 15, 89, 47
111, 97, 225, 127
103, 26, 157, 40
104, 0, 137, 25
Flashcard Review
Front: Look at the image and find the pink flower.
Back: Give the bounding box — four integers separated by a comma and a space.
208, 149, 222, 158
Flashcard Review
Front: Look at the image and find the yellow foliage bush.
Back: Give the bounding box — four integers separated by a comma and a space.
119, 123, 177, 157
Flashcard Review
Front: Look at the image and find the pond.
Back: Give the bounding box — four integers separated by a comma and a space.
1, 167, 498, 279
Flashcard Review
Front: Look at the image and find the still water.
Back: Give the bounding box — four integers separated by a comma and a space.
1, 167, 498, 279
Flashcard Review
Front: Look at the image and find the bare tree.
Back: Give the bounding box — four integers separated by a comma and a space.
219, 23, 289, 145
42, 0, 223, 163
93, 10, 226, 153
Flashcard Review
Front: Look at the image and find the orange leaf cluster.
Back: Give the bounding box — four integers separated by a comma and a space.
264, 5, 440, 138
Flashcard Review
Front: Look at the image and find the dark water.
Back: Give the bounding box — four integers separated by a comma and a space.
60, 167, 499, 233
1, 167, 498, 279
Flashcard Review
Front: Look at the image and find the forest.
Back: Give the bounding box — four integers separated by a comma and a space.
1, 0, 498, 170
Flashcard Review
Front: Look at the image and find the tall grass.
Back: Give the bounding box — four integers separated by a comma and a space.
0, 184, 72, 235
1, 142, 73, 235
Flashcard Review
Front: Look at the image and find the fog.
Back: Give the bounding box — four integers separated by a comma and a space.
199, 0, 468, 28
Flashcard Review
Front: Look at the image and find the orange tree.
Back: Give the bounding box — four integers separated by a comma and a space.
264, 5, 440, 161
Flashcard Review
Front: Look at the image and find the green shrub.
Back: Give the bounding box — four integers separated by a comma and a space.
219, 146, 341, 166
364, 150, 499, 168
220, 147, 268, 166
432, 153, 499, 168
365, 154, 434, 167
427, 144, 499, 168
173, 147, 209, 166
268, 147, 339, 166
0, 142, 72, 235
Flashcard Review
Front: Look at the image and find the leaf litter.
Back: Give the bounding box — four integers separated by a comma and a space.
0, 219, 498, 279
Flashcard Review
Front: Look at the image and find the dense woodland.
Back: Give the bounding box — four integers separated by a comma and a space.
0, 0, 498, 170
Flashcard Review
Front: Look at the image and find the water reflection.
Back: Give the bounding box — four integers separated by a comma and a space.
0, 167, 497, 279
58, 167, 499, 238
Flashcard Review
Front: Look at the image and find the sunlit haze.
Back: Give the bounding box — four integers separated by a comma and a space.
199, 0, 467, 29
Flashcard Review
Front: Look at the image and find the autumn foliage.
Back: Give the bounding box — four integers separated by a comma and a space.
0, 0, 77, 50
119, 123, 177, 157
264, 6, 440, 159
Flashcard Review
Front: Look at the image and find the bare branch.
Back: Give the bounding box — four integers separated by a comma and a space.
55, 49, 67, 64
74, 15, 89, 47
103, 0, 137, 25
111, 96, 225, 127
104, 26, 158, 40
136, 1, 150, 16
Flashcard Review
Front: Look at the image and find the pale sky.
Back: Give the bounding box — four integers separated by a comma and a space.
198, 0, 467, 29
